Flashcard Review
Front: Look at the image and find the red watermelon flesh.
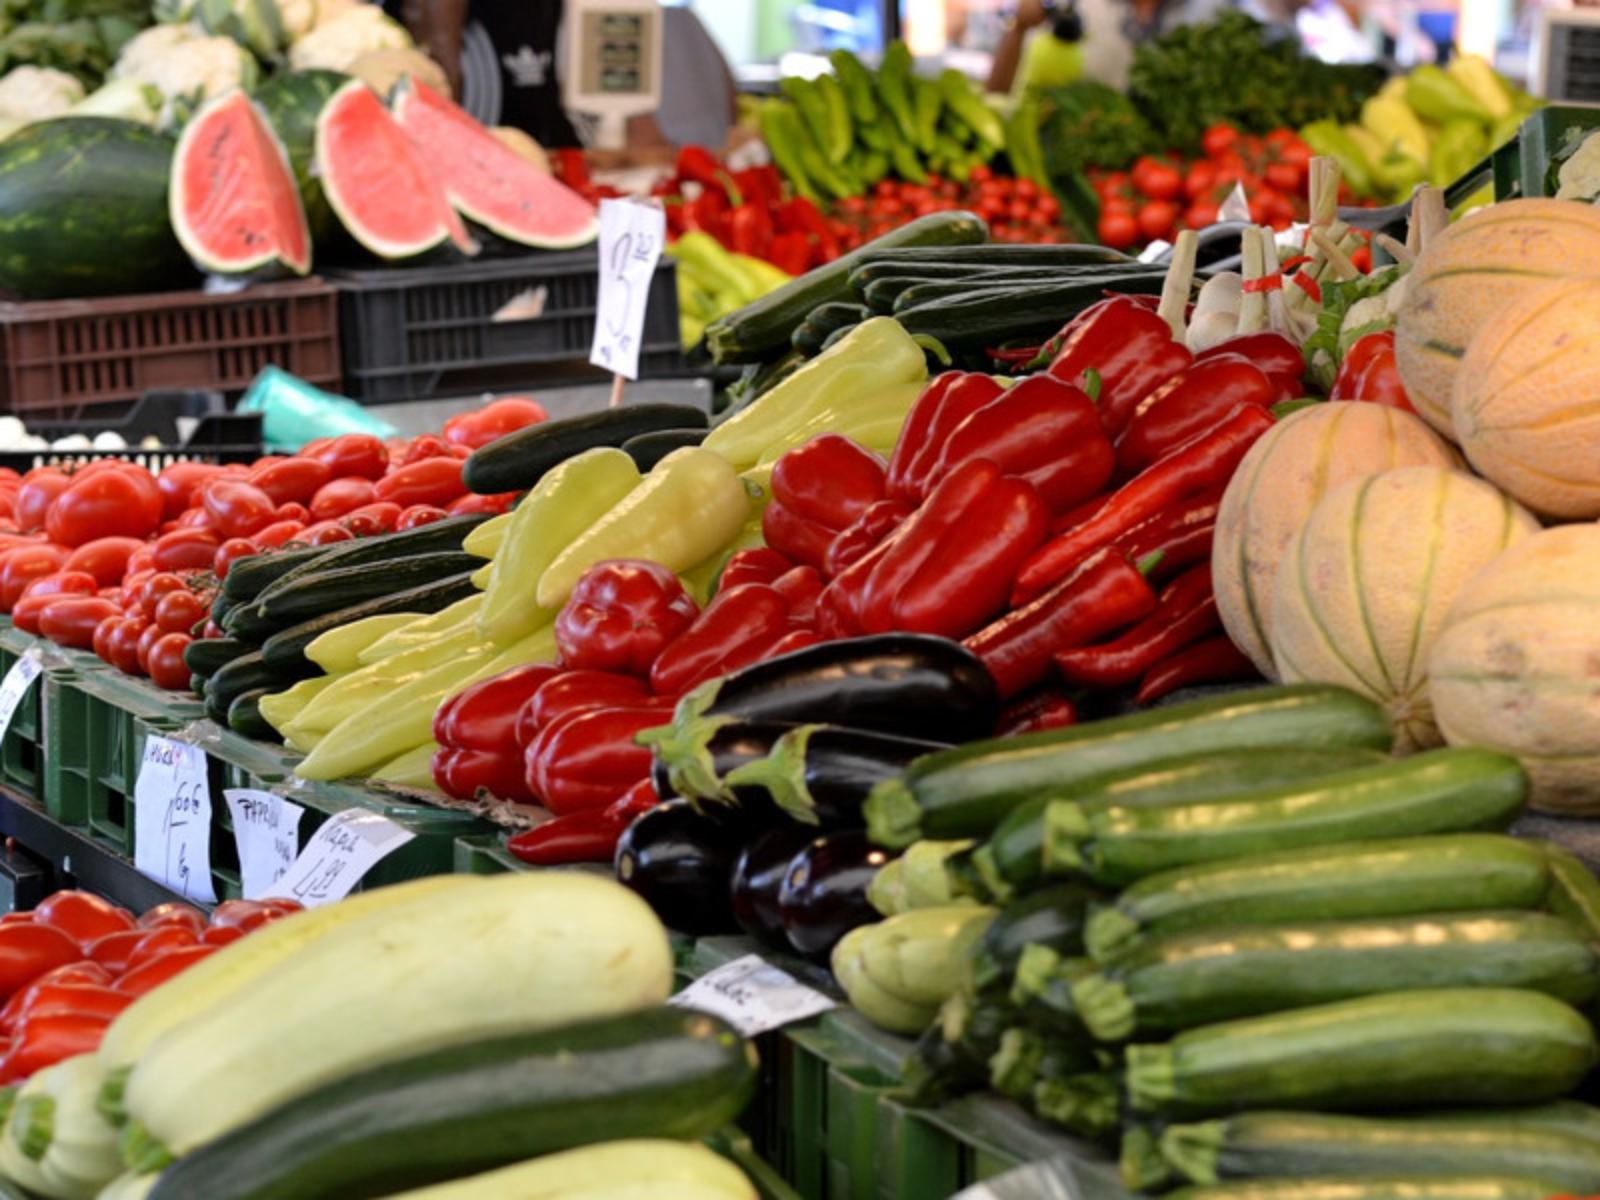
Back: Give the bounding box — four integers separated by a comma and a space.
170, 89, 312, 277
392, 78, 599, 250
315, 79, 477, 261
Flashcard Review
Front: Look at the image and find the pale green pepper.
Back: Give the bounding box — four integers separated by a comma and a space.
1430, 118, 1488, 189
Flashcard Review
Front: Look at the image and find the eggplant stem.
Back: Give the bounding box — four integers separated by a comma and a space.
722, 724, 823, 825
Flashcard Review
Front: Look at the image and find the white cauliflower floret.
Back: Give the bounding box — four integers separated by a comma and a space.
277, 0, 318, 41
0, 67, 84, 122
119, 33, 256, 125
289, 5, 410, 71
1557, 132, 1600, 203
112, 25, 198, 81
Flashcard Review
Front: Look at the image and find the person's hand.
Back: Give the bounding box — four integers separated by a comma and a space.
1014, 0, 1050, 30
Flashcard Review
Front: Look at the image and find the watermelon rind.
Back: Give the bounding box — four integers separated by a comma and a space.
0, 117, 194, 298
254, 68, 345, 244
170, 88, 312, 277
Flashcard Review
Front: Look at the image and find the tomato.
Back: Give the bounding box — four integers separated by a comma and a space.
247, 456, 332, 506
124, 925, 197, 971
39, 597, 120, 649
138, 903, 204, 932
342, 503, 401, 537
1131, 156, 1182, 201
63, 537, 144, 588
252, 519, 306, 548
151, 528, 218, 574
448, 490, 517, 516
1276, 137, 1312, 170
396, 504, 448, 530
275, 502, 309, 524
398, 434, 452, 465
133, 622, 163, 674
45, 471, 159, 547
153, 589, 206, 635
376, 456, 467, 508
91, 462, 163, 530
306, 434, 387, 481
304, 523, 354, 547
208, 899, 278, 932
1184, 200, 1220, 229
33, 892, 133, 948
19, 571, 97, 603
13, 470, 68, 533
309, 477, 377, 520
0, 923, 81, 1002
212, 538, 259, 580
107, 618, 147, 676
201, 479, 277, 539
202, 925, 245, 947
155, 463, 222, 521
0, 545, 70, 611
1263, 160, 1303, 194
1097, 210, 1138, 249
1202, 123, 1241, 160
137, 573, 186, 619
443, 397, 550, 449
146, 632, 193, 691
1137, 199, 1179, 242
92, 614, 119, 662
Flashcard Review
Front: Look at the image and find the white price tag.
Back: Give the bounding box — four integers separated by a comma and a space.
263, 809, 414, 908
0, 649, 42, 741
133, 735, 215, 903
224, 788, 305, 900
589, 197, 665, 381
669, 954, 835, 1036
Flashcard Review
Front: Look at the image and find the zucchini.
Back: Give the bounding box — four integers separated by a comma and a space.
259, 572, 480, 671
1407, 1101, 1600, 1146
864, 685, 1392, 848
1048, 748, 1526, 887
804, 300, 870, 335
1161, 1177, 1570, 1200
256, 516, 492, 602
704, 210, 987, 363
182, 638, 252, 680
1071, 910, 1599, 1041
1539, 841, 1600, 941
208, 651, 317, 715
142, 1007, 755, 1200
857, 243, 1130, 267
1087, 834, 1551, 963
257, 553, 480, 625
987, 1025, 1100, 1100
847, 261, 1137, 290
895, 273, 1171, 348
1161, 1110, 1600, 1191
1125, 988, 1597, 1118
790, 317, 829, 356
222, 544, 336, 602
965, 883, 1097, 995
462, 404, 708, 495
1030, 1070, 1121, 1143
620, 428, 707, 471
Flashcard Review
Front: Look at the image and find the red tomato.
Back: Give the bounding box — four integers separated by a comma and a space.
208, 900, 277, 932
0, 545, 70, 611
398, 434, 452, 466
80, 462, 163, 530
340, 502, 401, 537
1097, 210, 1139, 250
39, 597, 119, 648
201, 480, 277, 538
275, 502, 309, 524
135, 623, 164, 674
64, 537, 144, 588
137, 903, 205, 933
107, 619, 147, 676
151, 528, 219, 574
19, 571, 98, 603
153, 589, 206, 635
448, 491, 517, 516
12, 573, 99, 633
14, 982, 132, 1027
155, 463, 223, 521
1, 1012, 111, 1081
1183, 161, 1218, 201
373, 458, 465, 508
146, 633, 192, 691
1137, 200, 1178, 242
247, 457, 333, 506
306, 434, 387, 481
309, 477, 377, 520
396, 504, 448, 530
137, 573, 186, 619
0, 923, 80, 1000
212, 538, 260, 580
92, 615, 119, 662
33, 892, 133, 948
46, 471, 159, 547
304, 523, 354, 546
13, 470, 68, 533
1202, 123, 1241, 160
84, 929, 143, 974
443, 397, 549, 449
10, 595, 53, 636
1263, 160, 1303, 194
1131, 156, 1182, 201
252, 520, 306, 548
202, 925, 245, 947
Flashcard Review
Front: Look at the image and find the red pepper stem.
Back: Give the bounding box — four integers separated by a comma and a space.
1135, 550, 1164, 577
1082, 369, 1102, 403
721, 724, 825, 825
913, 334, 953, 366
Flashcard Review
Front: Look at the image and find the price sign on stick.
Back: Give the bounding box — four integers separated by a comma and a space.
134, 735, 215, 903
225, 789, 305, 900
590, 196, 665, 397
669, 954, 836, 1036
264, 809, 414, 908
0, 649, 42, 742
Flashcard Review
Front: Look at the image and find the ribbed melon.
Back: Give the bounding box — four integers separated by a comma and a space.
1394, 198, 1600, 439
1269, 466, 1538, 752
1451, 277, 1600, 519
1429, 525, 1600, 814
1213, 402, 1460, 679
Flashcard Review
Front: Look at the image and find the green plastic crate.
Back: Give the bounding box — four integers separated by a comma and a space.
1448, 106, 1600, 203
453, 832, 527, 874
0, 625, 69, 802
711, 1129, 806, 1200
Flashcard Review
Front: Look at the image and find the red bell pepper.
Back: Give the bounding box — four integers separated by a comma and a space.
0, 922, 81, 1000
1109, 488, 1221, 582
1048, 295, 1193, 439
432, 661, 563, 752
763, 499, 839, 573
996, 689, 1080, 737
513, 670, 653, 748
506, 805, 637, 867
780, 196, 840, 262
112, 945, 214, 998
13, 982, 132, 1027
1, 1011, 110, 1081
815, 535, 895, 638
432, 746, 534, 803
553, 560, 700, 677
1053, 563, 1219, 687
1135, 635, 1260, 705
966, 548, 1159, 699
1196, 331, 1304, 403
772, 434, 886, 531
772, 565, 823, 626
1330, 331, 1412, 411
767, 232, 811, 276
649, 583, 792, 696
1015, 404, 1276, 603
729, 204, 774, 259
823, 498, 913, 578
683, 190, 731, 240
675, 145, 741, 202
733, 165, 782, 208
1116, 355, 1277, 475
885, 373, 1005, 504
718, 547, 794, 593
933, 374, 1115, 514
524, 704, 674, 815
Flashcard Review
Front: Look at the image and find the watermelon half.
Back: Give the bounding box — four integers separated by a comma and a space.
392, 78, 598, 250
170, 89, 312, 278
315, 78, 477, 262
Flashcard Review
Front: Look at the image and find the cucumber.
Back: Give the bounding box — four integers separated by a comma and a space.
893, 270, 1164, 313
971, 746, 1390, 898
620, 428, 707, 472
208, 651, 317, 715
142, 1007, 756, 1200
259, 572, 480, 672
256, 516, 492, 602
864, 685, 1392, 848
1161, 1110, 1600, 1191
847, 260, 1139, 290
895, 273, 1171, 349
1538, 841, 1600, 941
183, 638, 252, 680
462, 404, 707, 495
210, 590, 236, 627
223, 544, 336, 602
1125, 988, 1597, 1118
221, 601, 277, 644
804, 300, 870, 335
227, 690, 278, 742
1047, 748, 1526, 887
857, 243, 1130, 267
1162, 1177, 1570, 1200
1087, 834, 1552, 962
790, 317, 830, 356
256, 553, 480, 625
965, 883, 1097, 995
704, 210, 987, 363
1071, 910, 1599, 1041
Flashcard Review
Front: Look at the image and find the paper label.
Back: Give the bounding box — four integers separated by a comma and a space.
224, 789, 305, 900
0, 649, 41, 741
589, 197, 666, 381
133, 735, 216, 903
263, 809, 414, 908
669, 954, 836, 1036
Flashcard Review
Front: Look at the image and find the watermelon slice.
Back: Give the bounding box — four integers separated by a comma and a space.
315, 78, 476, 262
392, 78, 598, 250
170, 89, 312, 278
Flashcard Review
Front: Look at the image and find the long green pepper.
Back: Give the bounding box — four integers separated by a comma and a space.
938, 68, 1005, 149
876, 40, 918, 144
758, 100, 819, 202
830, 49, 880, 124
889, 137, 928, 184
813, 72, 855, 162
912, 76, 942, 154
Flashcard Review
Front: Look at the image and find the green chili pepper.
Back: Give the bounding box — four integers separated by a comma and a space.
890, 136, 929, 184
858, 148, 890, 185
934, 133, 967, 174
877, 40, 918, 145
1005, 96, 1049, 188
857, 118, 890, 152
790, 114, 856, 200
913, 75, 942, 155
938, 68, 1005, 150
940, 110, 975, 147
830, 49, 880, 125
758, 99, 820, 202
812, 72, 854, 162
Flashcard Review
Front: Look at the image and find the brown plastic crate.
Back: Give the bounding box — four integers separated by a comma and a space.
0, 279, 342, 422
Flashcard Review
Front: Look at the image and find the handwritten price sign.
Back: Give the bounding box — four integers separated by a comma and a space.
589, 197, 665, 381
669, 954, 835, 1036
263, 809, 413, 908
0, 649, 41, 742
133, 735, 215, 903
225, 788, 305, 900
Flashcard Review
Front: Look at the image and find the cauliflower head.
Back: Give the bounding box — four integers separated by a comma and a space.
289, 5, 410, 71
0, 66, 85, 122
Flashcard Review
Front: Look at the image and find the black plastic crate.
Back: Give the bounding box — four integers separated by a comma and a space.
331, 250, 687, 403
0, 390, 261, 473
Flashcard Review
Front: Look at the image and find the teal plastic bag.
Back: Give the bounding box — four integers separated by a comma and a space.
239, 367, 398, 451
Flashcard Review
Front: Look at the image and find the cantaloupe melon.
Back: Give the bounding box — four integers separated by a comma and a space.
1429, 525, 1600, 813
1394, 198, 1600, 439
1451, 277, 1600, 519
1269, 466, 1539, 752
1213, 402, 1460, 679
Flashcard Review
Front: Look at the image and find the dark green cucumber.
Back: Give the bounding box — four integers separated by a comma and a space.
1047, 748, 1527, 887
704, 210, 987, 363
144, 1007, 757, 1200
857, 243, 1129, 267
847, 260, 1141, 290
183, 638, 253, 680
258, 573, 480, 672
208, 651, 316, 715
463, 404, 708, 494
1163, 1180, 1568, 1200
256, 516, 492, 601
223, 544, 338, 602
211, 590, 237, 627
227, 689, 278, 742
1539, 842, 1600, 942
1071, 910, 1599, 1041
857, 269, 1136, 314
256, 553, 480, 625
1161, 1110, 1600, 1191
1087, 834, 1551, 963
221, 600, 277, 644
893, 270, 1163, 313
965, 883, 1097, 995
895, 273, 1171, 348
805, 300, 870, 335
864, 685, 1392, 848
971, 746, 1390, 899
1125, 988, 1597, 1118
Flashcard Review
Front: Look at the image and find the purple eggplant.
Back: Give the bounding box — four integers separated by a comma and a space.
779, 830, 895, 961
614, 799, 759, 936
729, 823, 817, 952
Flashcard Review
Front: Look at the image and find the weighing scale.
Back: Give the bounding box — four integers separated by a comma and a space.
562, 0, 664, 151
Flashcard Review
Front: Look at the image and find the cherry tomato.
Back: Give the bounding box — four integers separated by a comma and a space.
38, 597, 119, 649
107, 618, 147, 676
304, 523, 354, 547
92, 614, 119, 662
0, 544, 70, 611
202, 479, 277, 539
146, 632, 193, 691
46, 471, 159, 547
306, 434, 387, 481
247, 457, 332, 506
1097, 210, 1139, 250
1137, 199, 1178, 242
33, 892, 133, 948
373, 457, 466, 508
151, 528, 219, 574
63, 537, 143, 588
1133, 155, 1183, 201
13, 469, 68, 533
340, 502, 401, 537
135, 623, 164, 675
155, 462, 223, 521
1202, 123, 1241, 160
309, 477, 377, 520
137, 573, 186, 619
395, 504, 448, 530
442, 397, 549, 450
137, 903, 205, 933
275, 502, 310, 524
252, 519, 306, 548
212, 538, 260, 580
153, 589, 206, 635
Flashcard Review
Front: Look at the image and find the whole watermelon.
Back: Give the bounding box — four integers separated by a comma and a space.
0, 118, 194, 299
254, 70, 348, 246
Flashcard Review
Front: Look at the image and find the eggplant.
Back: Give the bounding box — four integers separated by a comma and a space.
778, 830, 894, 961
729, 823, 817, 951
650, 720, 795, 805
965, 883, 1099, 996
722, 723, 949, 826
613, 799, 757, 936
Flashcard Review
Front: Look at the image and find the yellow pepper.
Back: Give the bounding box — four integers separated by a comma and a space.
462, 512, 514, 560
295, 625, 483, 735
359, 595, 484, 665
257, 675, 340, 734
753, 380, 922, 467
370, 742, 441, 790
305, 613, 421, 674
